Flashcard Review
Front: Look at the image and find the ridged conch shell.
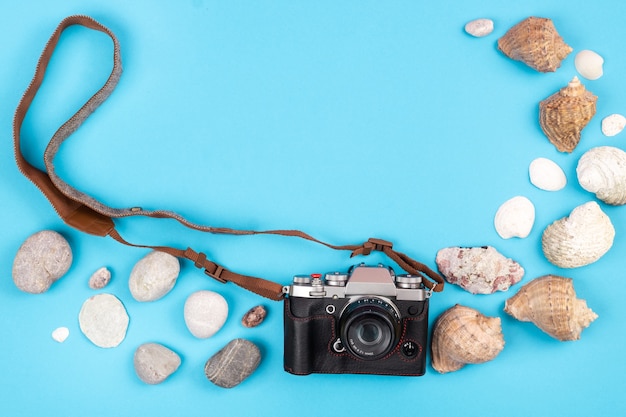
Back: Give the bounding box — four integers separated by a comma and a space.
576, 146, 626, 205
504, 275, 598, 341
497, 17, 572, 72
539, 77, 597, 153
431, 304, 505, 374
541, 201, 615, 268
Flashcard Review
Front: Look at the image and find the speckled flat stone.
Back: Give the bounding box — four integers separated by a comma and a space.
134, 343, 181, 384
12, 230, 72, 294
204, 339, 261, 388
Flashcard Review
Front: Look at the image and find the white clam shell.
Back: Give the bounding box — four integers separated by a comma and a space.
529, 157, 567, 191
601, 114, 626, 137
494, 196, 535, 239
542, 201, 615, 268
575, 49, 604, 80
576, 146, 626, 205
465, 18, 494, 37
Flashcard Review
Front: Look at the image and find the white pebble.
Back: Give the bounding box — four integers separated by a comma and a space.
464, 18, 494, 37
79, 293, 129, 348
575, 50, 604, 80
184, 290, 228, 339
129, 251, 180, 302
601, 114, 626, 137
529, 157, 567, 191
51, 326, 70, 343
494, 196, 535, 239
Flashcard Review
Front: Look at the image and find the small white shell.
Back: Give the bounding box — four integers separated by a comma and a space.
494, 196, 535, 239
575, 50, 604, 80
465, 18, 494, 37
51, 326, 70, 343
529, 157, 567, 191
577, 146, 626, 205
542, 201, 615, 268
601, 114, 626, 137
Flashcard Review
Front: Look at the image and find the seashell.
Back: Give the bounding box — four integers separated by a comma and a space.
504, 275, 598, 341
574, 49, 604, 80
494, 195, 535, 239
464, 18, 494, 37
577, 146, 626, 205
497, 16, 572, 72
541, 201, 615, 268
539, 77, 597, 153
529, 157, 567, 191
601, 113, 626, 137
436, 246, 524, 294
431, 304, 505, 373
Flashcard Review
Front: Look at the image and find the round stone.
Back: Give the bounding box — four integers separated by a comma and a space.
129, 251, 180, 302
184, 290, 228, 338
12, 230, 72, 293
79, 293, 129, 348
204, 339, 261, 388
133, 343, 181, 384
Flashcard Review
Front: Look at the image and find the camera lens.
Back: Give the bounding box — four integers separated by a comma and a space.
339, 297, 401, 361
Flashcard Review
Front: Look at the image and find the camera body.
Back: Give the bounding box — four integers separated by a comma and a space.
283, 264, 430, 376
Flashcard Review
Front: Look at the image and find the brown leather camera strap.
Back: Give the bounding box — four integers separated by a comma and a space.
13, 15, 444, 300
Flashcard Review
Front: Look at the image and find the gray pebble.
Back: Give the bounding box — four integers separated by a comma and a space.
12, 230, 72, 293
88, 267, 111, 289
133, 343, 181, 384
128, 251, 180, 302
78, 293, 129, 348
204, 339, 261, 388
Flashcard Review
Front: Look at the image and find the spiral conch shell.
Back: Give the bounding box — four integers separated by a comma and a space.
577, 146, 626, 205
541, 201, 615, 268
504, 275, 598, 341
497, 17, 572, 72
539, 77, 597, 153
431, 305, 505, 374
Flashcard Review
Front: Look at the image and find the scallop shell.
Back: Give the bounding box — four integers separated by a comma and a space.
504, 275, 598, 341
494, 195, 535, 239
541, 201, 615, 268
576, 146, 626, 205
431, 304, 505, 374
539, 77, 597, 153
497, 17, 572, 72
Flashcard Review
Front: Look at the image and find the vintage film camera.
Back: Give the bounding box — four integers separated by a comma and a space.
283, 264, 431, 376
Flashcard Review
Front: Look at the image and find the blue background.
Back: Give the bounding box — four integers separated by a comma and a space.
2, 1, 625, 415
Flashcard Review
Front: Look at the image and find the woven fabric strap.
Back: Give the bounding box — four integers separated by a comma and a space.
13, 15, 444, 300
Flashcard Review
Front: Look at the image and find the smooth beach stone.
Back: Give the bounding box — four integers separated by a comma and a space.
464, 18, 494, 37
88, 266, 111, 289
241, 305, 267, 328
184, 290, 228, 338
12, 230, 72, 293
79, 293, 129, 348
204, 339, 261, 388
133, 343, 181, 385
128, 251, 180, 302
